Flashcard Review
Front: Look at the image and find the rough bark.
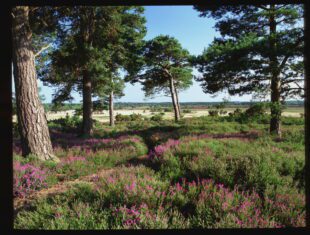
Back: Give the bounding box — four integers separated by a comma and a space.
12, 6, 58, 161
109, 91, 114, 126
82, 71, 93, 136
269, 4, 282, 137
169, 76, 180, 122
80, 8, 95, 136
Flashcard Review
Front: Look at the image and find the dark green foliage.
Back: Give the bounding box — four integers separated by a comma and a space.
93, 99, 108, 112
245, 103, 267, 117
164, 108, 173, 112
208, 110, 219, 117
48, 115, 82, 132
150, 113, 164, 122
115, 113, 144, 122
39, 6, 146, 106
128, 35, 193, 98
193, 4, 304, 135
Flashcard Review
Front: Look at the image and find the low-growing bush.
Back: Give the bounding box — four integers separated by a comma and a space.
48, 115, 82, 132
14, 161, 48, 198
115, 114, 144, 122
208, 110, 219, 117
150, 113, 164, 122
152, 136, 304, 198
164, 108, 172, 112
14, 171, 305, 229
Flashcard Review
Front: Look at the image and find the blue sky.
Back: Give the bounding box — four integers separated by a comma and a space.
36, 6, 253, 103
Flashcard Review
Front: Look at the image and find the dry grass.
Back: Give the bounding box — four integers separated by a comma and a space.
12, 107, 304, 123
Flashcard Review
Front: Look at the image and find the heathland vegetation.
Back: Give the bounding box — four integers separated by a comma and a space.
12, 5, 305, 229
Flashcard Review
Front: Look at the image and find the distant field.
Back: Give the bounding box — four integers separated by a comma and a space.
12, 106, 304, 123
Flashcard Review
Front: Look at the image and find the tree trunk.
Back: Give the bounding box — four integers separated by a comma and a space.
109, 91, 114, 126
269, 4, 282, 137
82, 71, 93, 136
12, 6, 58, 161
174, 85, 181, 117
169, 77, 180, 122
80, 8, 95, 137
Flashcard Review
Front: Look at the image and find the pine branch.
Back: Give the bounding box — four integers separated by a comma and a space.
279, 37, 304, 71
257, 5, 269, 11
34, 44, 52, 57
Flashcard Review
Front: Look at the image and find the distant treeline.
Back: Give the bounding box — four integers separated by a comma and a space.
41, 101, 304, 112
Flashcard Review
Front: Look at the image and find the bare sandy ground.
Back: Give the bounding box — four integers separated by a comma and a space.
12, 107, 304, 123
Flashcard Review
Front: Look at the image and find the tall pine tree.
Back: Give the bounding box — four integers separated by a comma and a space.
39, 6, 146, 135
12, 6, 59, 161
128, 35, 193, 122
193, 4, 304, 136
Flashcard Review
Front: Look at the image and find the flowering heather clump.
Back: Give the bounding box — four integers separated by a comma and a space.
265, 193, 305, 227
167, 178, 303, 228
112, 205, 142, 228
110, 203, 179, 229
148, 139, 180, 160
13, 161, 47, 198
96, 166, 168, 209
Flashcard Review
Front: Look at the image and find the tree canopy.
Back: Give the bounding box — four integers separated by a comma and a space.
39, 6, 146, 104
130, 35, 193, 98
193, 4, 304, 136
193, 4, 304, 100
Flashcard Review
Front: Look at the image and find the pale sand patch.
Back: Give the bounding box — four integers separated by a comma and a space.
12, 107, 304, 123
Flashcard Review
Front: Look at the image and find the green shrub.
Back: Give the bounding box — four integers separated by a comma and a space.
164, 108, 172, 112
208, 110, 219, 117
155, 137, 304, 198
115, 114, 143, 122
245, 103, 267, 117
151, 113, 164, 122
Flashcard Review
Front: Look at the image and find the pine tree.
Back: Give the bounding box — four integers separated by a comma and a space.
193, 4, 304, 136
128, 35, 193, 122
39, 6, 146, 136
12, 6, 58, 161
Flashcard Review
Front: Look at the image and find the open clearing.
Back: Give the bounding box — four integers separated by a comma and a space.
12, 107, 304, 123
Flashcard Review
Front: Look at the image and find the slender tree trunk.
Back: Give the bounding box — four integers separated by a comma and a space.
269, 4, 282, 137
82, 71, 93, 136
174, 85, 181, 117
169, 77, 180, 122
109, 91, 114, 126
12, 6, 58, 161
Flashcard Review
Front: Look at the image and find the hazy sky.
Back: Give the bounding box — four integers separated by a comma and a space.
35, 6, 253, 103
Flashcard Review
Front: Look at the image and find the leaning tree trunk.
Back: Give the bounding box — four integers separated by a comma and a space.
169, 76, 180, 122
82, 71, 93, 136
109, 91, 115, 126
269, 4, 282, 137
174, 85, 181, 117
12, 6, 58, 161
